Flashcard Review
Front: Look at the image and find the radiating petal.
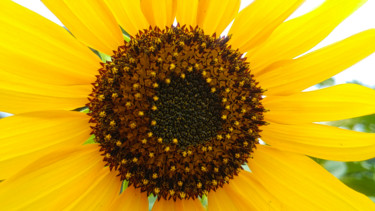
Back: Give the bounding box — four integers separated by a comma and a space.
197, 0, 240, 35
249, 0, 367, 74
0, 68, 90, 113
64, 170, 122, 210
264, 84, 375, 124
247, 146, 375, 210
229, 0, 304, 52
140, 0, 177, 28
42, 0, 123, 55
262, 122, 375, 161
152, 197, 204, 211
0, 145, 121, 210
0, 111, 90, 179
0, 89, 87, 114
110, 186, 149, 211
207, 186, 242, 211
257, 29, 375, 95
0, 70, 91, 98
176, 0, 199, 27
0, 0, 99, 85
208, 170, 282, 210
104, 0, 149, 36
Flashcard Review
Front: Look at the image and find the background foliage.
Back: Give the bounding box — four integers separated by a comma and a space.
315, 79, 375, 202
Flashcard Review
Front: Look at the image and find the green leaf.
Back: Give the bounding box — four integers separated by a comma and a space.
148, 194, 157, 210
80, 108, 90, 114
200, 195, 208, 208
121, 180, 129, 193
98, 51, 112, 62
84, 135, 96, 144
123, 34, 130, 42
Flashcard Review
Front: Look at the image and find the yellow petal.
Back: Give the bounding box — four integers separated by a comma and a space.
103, 0, 149, 36
110, 186, 149, 211
249, 0, 367, 74
176, 0, 199, 27
0, 0, 99, 85
264, 84, 375, 124
0, 88, 87, 114
208, 171, 282, 210
197, 0, 240, 35
152, 197, 204, 211
262, 122, 375, 161
0, 70, 91, 98
0, 145, 119, 210
64, 170, 122, 210
229, 0, 304, 52
207, 185, 242, 211
247, 146, 375, 210
257, 29, 375, 95
140, 0, 177, 28
42, 0, 123, 55
0, 70, 90, 113
0, 111, 90, 179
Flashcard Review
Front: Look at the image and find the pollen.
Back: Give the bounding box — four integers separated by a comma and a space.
154, 188, 160, 194
111, 93, 118, 98
179, 192, 186, 199
197, 182, 202, 189
98, 95, 105, 101
130, 122, 137, 129
99, 111, 106, 117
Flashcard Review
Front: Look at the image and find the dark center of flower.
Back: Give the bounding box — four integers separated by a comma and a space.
150, 73, 223, 147
87, 25, 266, 200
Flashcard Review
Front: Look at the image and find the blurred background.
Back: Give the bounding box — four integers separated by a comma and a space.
4, 0, 375, 202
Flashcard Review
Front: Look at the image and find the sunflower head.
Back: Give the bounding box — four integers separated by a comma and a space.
87, 25, 266, 199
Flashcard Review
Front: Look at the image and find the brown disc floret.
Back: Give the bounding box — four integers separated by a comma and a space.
87, 25, 266, 200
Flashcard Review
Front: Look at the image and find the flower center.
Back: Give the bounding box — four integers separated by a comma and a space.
87, 25, 266, 200
150, 72, 223, 147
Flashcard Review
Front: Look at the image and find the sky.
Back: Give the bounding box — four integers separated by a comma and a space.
12, 0, 375, 86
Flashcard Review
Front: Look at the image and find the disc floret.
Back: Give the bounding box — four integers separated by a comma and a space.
88, 25, 266, 200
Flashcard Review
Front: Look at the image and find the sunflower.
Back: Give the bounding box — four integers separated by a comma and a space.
1, 0, 375, 210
